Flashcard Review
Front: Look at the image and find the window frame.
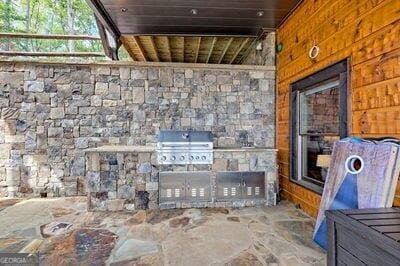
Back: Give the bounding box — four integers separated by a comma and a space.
289, 59, 349, 194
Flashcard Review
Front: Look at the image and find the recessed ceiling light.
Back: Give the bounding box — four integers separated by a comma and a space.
257, 11, 264, 17
190, 9, 198, 15
121, 7, 128, 12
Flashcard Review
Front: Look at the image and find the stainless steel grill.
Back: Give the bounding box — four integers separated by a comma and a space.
157, 130, 213, 165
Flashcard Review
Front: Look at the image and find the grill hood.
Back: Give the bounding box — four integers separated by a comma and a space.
157, 131, 213, 143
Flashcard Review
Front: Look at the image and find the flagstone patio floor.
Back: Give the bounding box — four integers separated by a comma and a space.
0, 197, 325, 265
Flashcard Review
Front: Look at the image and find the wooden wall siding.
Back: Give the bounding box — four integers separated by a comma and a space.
120, 36, 255, 64
276, 0, 400, 217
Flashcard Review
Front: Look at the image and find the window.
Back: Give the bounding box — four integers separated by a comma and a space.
290, 60, 348, 193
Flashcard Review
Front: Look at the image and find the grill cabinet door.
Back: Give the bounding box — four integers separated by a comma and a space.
216, 172, 242, 200
242, 171, 265, 199
159, 172, 186, 202
186, 172, 211, 201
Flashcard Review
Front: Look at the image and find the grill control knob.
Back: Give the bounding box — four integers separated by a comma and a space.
201, 156, 207, 160
161, 156, 167, 161
171, 156, 176, 161
195, 156, 200, 160
180, 156, 185, 161
190, 156, 194, 160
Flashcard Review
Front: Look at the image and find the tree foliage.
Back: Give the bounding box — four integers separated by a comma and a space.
0, 0, 102, 53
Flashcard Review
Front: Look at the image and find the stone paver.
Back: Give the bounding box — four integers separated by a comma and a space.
0, 198, 325, 265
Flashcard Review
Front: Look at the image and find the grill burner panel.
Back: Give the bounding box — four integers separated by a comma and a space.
157, 131, 213, 165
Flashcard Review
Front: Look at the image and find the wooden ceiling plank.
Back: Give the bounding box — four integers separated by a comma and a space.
229, 38, 249, 64
206, 37, 217, 64
133, 36, 147, 61
194, 37, 201, 63
149, 36, 160, 62
218, 37, 234, 64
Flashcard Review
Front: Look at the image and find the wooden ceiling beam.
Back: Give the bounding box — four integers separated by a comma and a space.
206, 37, 217, 64
133, 36, 147, 62
218, 37, 234, 64
149, 36, 160, 62
182, 36, 185, 62
229, 38, 249, 64
194, 37, 201, 63
166, 36, 172, 62
120, 37, 136, 61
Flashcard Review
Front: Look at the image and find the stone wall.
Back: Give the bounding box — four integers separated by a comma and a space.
0, 61, 275, 197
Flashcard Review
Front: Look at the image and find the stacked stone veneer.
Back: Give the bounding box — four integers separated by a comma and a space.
0, 61, 275, 198
86, 149, 277, 211
86, 151, 158, 211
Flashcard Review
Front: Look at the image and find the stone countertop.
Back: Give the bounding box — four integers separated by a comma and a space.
84, 145, 277, 153
213, 147, 277, 152
84, 145, 155, 153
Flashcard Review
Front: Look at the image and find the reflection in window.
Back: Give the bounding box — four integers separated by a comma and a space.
290, 60, 348, 193
298, 81, 340, 186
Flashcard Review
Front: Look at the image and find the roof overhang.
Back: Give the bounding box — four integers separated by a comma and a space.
87, 0, 301, 63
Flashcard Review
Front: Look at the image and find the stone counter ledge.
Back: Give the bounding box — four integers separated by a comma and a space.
84, 145, 277, 153
84, 145, 155, 153
214, 147, 277, 152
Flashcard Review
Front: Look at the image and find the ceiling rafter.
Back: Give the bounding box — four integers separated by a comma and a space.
120, 36, 136, 61
194, 37, 201, 63
229, 38, 249, 64
206, 37, 217, 64
182, 36, 185, 62
166, 36, 172, 62
218, 38, 234, 64
133, 36, 147, 62
149, 36, 160, 62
